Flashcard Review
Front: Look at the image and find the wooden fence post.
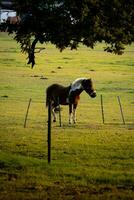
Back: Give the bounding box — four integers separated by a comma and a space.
117, 96, 125, 125
24, 98, 32, 128
48, 99, 52, 164
100, 95, 105, 124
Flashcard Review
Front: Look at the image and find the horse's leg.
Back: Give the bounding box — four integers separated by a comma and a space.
52, 107, 56, 122
69, 104, 72, 124
73, 103, 77, 123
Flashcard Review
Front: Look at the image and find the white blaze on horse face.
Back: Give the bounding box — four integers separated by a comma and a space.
69, 78, 86, 94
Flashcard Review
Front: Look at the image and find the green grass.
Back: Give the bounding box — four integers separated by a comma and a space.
0, 32, 134, 199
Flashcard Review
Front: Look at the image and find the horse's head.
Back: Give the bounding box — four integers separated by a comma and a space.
82, 78, 96, 98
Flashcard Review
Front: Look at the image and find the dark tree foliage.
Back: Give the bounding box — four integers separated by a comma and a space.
5, 0, 134, 67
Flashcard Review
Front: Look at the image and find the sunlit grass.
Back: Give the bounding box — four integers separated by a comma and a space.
0, 33, 134, 199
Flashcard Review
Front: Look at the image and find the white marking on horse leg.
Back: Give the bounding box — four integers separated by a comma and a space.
52, 108, 56, 122
69, 104, 72, 124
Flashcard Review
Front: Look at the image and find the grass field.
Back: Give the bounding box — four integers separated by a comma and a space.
0, 32, 134, 199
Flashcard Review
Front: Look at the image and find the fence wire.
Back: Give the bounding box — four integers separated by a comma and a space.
0, 95, 134, 128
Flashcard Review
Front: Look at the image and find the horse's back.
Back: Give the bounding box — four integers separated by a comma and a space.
47, 84, 65, 94
46, 83, 70, 106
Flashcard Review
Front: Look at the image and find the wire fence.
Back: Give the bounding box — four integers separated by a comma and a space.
0, 95, 134, 128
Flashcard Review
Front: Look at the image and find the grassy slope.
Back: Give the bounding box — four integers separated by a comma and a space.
0, 33, 134, 199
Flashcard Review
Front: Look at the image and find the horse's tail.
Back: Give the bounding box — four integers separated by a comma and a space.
46, 87, 52, 107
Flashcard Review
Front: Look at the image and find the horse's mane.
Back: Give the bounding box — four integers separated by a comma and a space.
72, 77, 87, 84
70, 77, 87, 92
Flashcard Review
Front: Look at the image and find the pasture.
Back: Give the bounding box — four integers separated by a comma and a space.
0, 32, 134, 199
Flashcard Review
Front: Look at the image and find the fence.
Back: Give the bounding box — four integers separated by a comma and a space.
0, 95, 134, 164
0, 95, 133, 128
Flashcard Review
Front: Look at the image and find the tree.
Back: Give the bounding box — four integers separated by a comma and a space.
4, 0, 134, 68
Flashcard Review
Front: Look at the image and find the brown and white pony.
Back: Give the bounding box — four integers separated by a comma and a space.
46, 78, 96, 124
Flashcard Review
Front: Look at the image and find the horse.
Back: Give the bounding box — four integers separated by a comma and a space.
46, 78, 96, 124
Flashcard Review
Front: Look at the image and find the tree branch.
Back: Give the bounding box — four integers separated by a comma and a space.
34, 47, 45, 53
27, 37, 38, 68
